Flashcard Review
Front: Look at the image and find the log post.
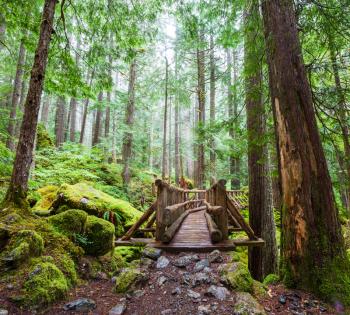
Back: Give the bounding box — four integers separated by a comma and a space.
214, 179, 228, 239
155, 179, 167, 240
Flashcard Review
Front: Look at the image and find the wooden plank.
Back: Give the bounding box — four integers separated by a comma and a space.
234, 238, 265, 247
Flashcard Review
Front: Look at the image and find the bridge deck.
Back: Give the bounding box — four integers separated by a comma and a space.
149, 210, 237, 252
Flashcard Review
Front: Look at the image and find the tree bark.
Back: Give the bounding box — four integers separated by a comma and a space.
4, 0, 57, 207
92, 91, 103, 146
40, 93, 50, 127
162, 57, 169, 180
196, 34, 206, 189
122, 59, 136, 186
262, 0, 346, 292
6, 38, 27, 151
15, 76, 28, 137
55, 96, 66, 147
245, 2, 277, 281
209, 35, 216, 185
168, 96, 172, 181
80, 71, 94, 144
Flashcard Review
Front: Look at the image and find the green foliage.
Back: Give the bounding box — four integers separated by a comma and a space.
48, 209, 88, 237
263, 274, 279, 285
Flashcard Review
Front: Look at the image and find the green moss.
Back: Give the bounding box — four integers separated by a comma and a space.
48, 209, 87, 237
23, 261, 68, 307
99, 250, 127, 275
0, 230, 44, 268
82, 216, 115, 256
233, 292, 267, 315
114, 267, 147, 293
55, 253, 78, 286
32, 185, 58, 213
263, 274, 279, 285
51, 183, 142, 234
115, 246, 142, 262
36, 123, 54, 150
252, 280, 268, 299
231, 248, 248, 265
221, 262, 254, 293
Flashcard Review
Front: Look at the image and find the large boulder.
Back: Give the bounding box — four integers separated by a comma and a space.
232, 292, 267, 315
0, 230, 44, 269
32, 185, 59, 214
48, 209, 88, 237
82, 216, 115, 256
220, 262, 254, 293
50, 183, 142, 234
23, 261, 68, 307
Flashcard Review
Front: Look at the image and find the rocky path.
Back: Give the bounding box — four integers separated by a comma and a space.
43, 249, 338, 315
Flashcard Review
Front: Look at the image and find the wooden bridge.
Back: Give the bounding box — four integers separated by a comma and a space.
116, 179, 264, 251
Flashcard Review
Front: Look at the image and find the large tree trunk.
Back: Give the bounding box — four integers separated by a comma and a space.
79, 71, 94, 144
162, 57, 169, 180
92, 92, 103, 146
6, 38, 26, 151
209, 35, 216, 185
4, 0, 57, 207
262, 0, 347, 296
55, 96, 66, 147
245, 2, 277, 281
196, 35, 206, 189
15, 76, 28, 137
122, 60, 136, 186
168, 96, 172, 181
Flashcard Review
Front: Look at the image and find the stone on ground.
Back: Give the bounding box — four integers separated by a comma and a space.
233, 292, 267, 315
208, 250, 223, 263
172, 255, 199, 268
156, 256, 170, 269
142, 247, 162, 260
63, 298, 97, 312
220, 262, 254, 293
114, 268, 148, 293
109, 302, 126, 315
205, 285, 230, 301
194, 259, 209, 272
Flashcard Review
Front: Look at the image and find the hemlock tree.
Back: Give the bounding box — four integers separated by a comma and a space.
262, 0, 350, 302
3, 0, 57, 208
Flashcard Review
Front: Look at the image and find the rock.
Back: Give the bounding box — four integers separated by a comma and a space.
157, 275, 168, 286
0, 230, 44, 269
173, 255, 199, 268
181, 272, 192, 285
233, 292, 266, 315
220, 262, 254, 293
203, 267, 212, 273
140, 257, 154, 269
161, 309, 173, 315
0, 310, 8, 315
48, 209, 88, 236
206, 285, 230, 301
82, 216, 115, 256
114, 268, 149, 293
194, 259, 210, 272
142, 247, 162, 260
109, 302, 126, 315
198, 305, 211, 315
156, 256, 170, 269
187, 289, 201, 300
132, 290, 145, 298
192, 272, 212, 287
208, 250, 223, 263
172, 287, 181, 295
24, 261, 69, 307
6, 284, 14, 290
278, 294, 286, 305
50, 183, 142, 235
64, 298, 96, 312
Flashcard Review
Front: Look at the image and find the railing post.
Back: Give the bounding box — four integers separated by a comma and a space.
155, 179, 167, 241
215, 179, 228, 240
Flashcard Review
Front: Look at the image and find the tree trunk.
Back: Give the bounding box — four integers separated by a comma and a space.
15, 76, 28, 137
0, 12, 6, 52
168, 96, 172, 181
80, 71, 94, 144
40, 93, 50, 127
262, 0, 347, 296
6, 38, 26, 151
92, 91, 103, 146
55, 96, 66, 147
196, 35, 206, 189
162, 57, 169, 180
209, 35, 216, 185
245, 2, 277, 281
122, 59, 136, 186
4, 0, 57, 207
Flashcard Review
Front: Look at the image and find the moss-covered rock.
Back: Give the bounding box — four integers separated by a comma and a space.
82, 216, 115, 256
263, 273, 279, 285
36, 123, 54, 150
51, 183, 142, 235
115, 246, 142, 262
23, 261, 68, 307
0, 230, 44, 269
32, 185, 59, 214
233, 292, 267, 315
220, 262, 254, 293
99, 250, 126, 275
114, 267, 148, 293
48, 209, 87, 237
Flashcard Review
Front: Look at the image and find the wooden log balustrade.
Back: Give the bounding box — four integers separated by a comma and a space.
117, 179, 263, 251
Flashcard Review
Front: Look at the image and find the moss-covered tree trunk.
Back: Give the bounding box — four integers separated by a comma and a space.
245, 1, 277, 281
4, 0, 57, 207
122, 59, 136, 186
262, 0, 350, 301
